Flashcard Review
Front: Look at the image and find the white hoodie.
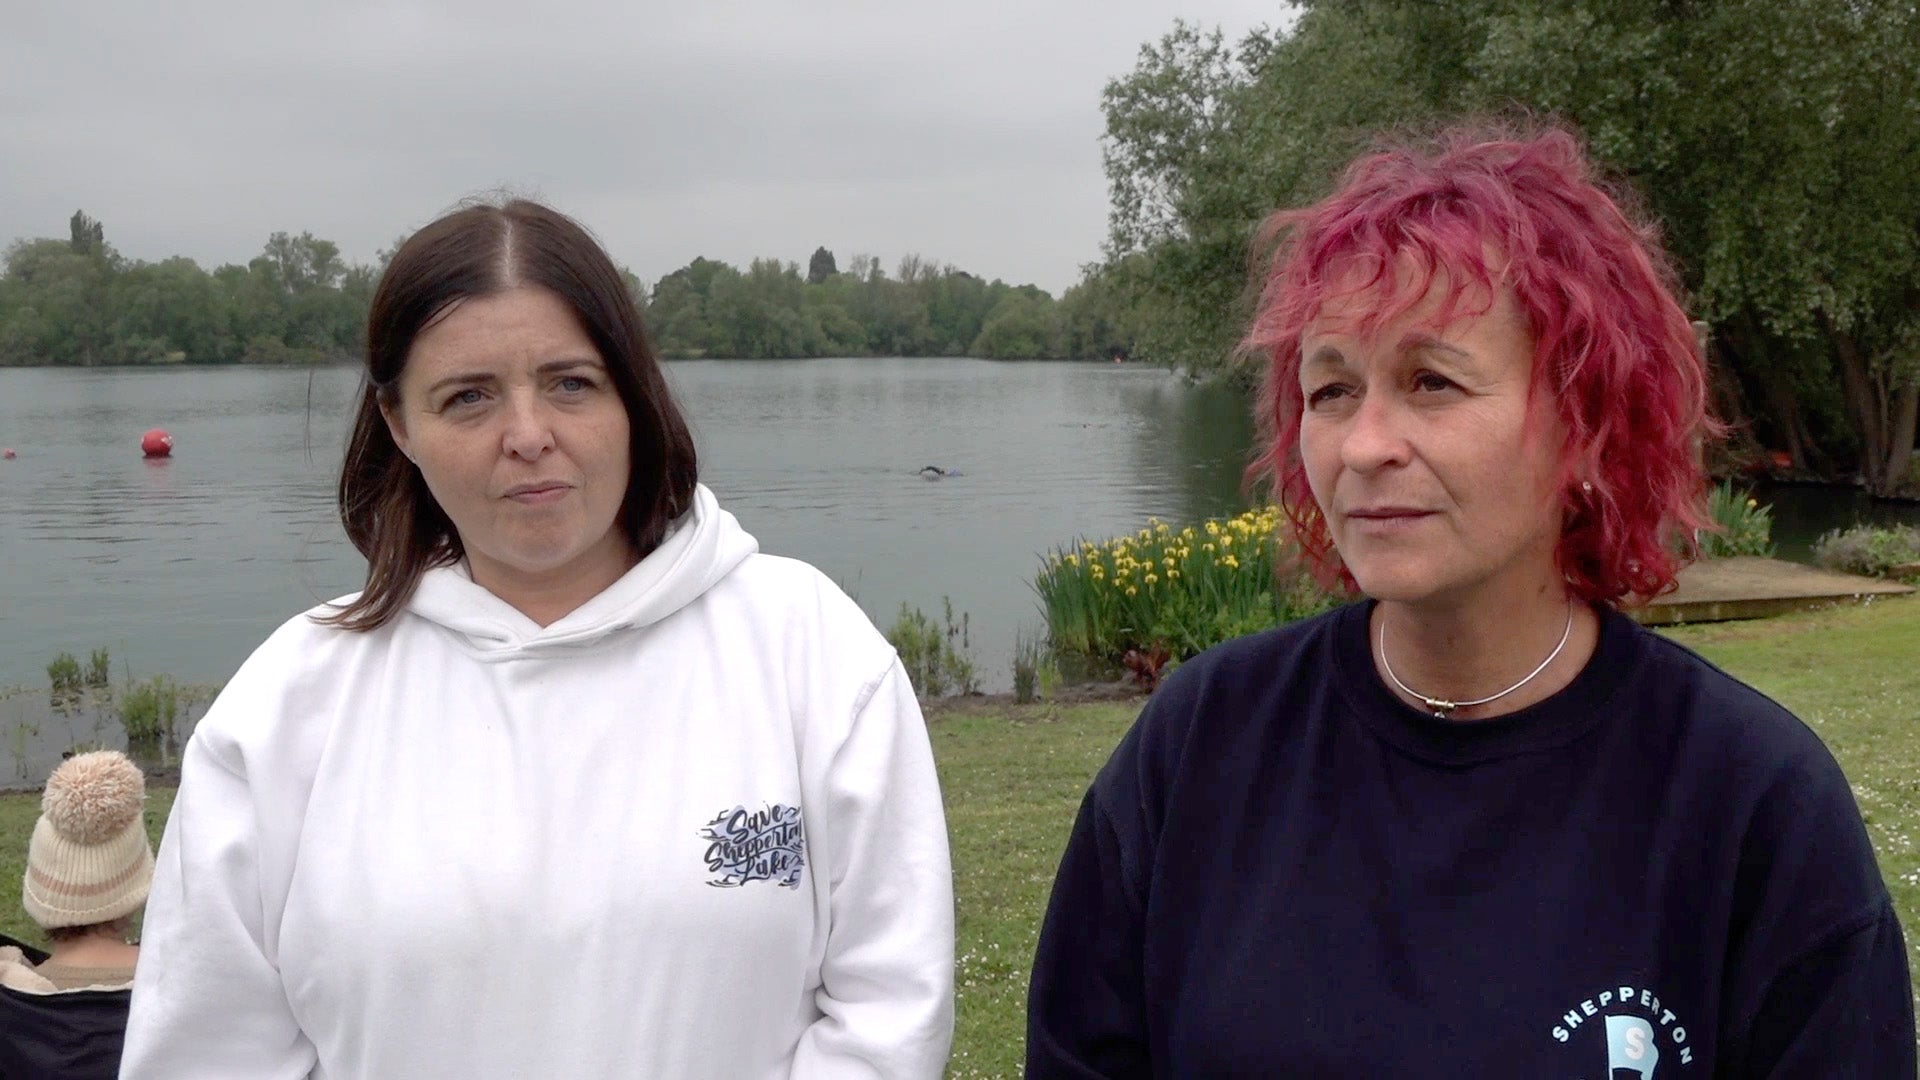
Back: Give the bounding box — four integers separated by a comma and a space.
120, 486, 954, 1079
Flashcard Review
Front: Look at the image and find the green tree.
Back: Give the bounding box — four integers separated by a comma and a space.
256, 232, 345, 295
619, 267, 649, 310
1057, 266, 1135, 360
647, 273, 712, 357
0, 239, 115, 364
2, 216, 375, 366
804, 287, 869, 355
850, 273, 933, 356
1100, 1, 1920, 493
971, 291, 1064, 359
640, 252, 1068, 361
923, 271, 997, 355
67, 211, 105, 257
846, 253, 882, 283
807, 246, 838, 285
108, 257, 234, 363
702, 260, 830, 359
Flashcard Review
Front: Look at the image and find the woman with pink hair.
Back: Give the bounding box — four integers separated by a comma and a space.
1026, 125, 1912, 1075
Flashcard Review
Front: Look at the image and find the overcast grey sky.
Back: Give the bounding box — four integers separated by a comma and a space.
3, 0, 1281, 295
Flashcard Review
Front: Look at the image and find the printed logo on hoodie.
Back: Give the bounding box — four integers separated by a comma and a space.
1550, 983, 1695, 1073
699, 803, 805, 889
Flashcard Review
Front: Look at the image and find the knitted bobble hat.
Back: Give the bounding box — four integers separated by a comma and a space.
22, 750, 155, 929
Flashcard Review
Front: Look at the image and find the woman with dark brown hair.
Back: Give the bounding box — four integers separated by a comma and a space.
120, 199, 954, 1079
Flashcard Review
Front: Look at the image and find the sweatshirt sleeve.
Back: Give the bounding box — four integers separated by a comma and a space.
1716, 735, 1917, 1076
1026, 723, 1156, 1079
791, 660, 955, 1078
120, 726, 317, 1079
1728, 903, 1914, 1076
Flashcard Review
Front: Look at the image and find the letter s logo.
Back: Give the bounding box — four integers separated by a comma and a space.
1606, 1015, 1660, 1079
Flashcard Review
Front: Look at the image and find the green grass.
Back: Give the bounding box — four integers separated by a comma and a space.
932, 702, 1138, 1076
2, 598, 1915, 1075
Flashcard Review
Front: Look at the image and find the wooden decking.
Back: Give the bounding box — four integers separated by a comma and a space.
1634, 556, 1915, 626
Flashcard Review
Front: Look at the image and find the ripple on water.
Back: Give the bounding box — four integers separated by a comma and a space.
1, 361, 1260, 692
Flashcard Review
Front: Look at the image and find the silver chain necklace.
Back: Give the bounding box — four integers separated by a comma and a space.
1377, 605, 1576, 719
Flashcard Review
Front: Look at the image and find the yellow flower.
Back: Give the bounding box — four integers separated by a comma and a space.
1168, 569, 1181, 580
1125, 586, 1138, 597
1065, 553, 1078, 566
1203, 542, 1215, 553
1163, 557, 1177, 569
1206, 521, 1221, 536
1222, 554, 1241, 569
1746, 498, 1758, 509
1145, 573, 1159, 585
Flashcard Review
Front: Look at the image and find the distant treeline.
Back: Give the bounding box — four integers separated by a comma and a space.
0, 215, 1135, 367
0, 213, 374, 366
646, 248, 1127, 360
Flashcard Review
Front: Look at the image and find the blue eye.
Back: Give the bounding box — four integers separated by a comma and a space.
557, 376, 591, 393
1413, 371, 1456, 393
447, 388, 485, 408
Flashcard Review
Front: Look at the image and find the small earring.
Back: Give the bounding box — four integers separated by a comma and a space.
1581, 481, 1594, 494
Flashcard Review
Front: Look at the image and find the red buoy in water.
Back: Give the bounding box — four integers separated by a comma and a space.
140, 429, 173, 458
1, 448, 14, 460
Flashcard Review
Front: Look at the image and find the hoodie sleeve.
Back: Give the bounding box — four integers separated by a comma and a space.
791, 660, 955, 1079
120, 725, 317, 1079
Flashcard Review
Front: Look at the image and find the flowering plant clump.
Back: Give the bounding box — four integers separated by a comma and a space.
1034, 507, 1336, 664
1813, 524, 1920, 581
1697, 480, 1775, 559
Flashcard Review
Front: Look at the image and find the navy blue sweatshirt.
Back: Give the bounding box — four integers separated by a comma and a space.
1027, 603, 1913, 1077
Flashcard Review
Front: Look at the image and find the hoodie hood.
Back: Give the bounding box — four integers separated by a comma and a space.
406, 483, 757, 658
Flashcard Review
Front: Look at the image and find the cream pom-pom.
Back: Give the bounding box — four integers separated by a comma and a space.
41, 750, 146, 844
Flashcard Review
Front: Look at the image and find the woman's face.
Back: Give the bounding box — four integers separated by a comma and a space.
383, 285, 634, 607
1297, 272, 1566, 609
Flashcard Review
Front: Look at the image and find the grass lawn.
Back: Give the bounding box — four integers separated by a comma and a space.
2, 596, 1915, 1076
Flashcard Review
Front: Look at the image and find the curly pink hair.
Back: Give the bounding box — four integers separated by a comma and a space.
1244, 124, 1719, 605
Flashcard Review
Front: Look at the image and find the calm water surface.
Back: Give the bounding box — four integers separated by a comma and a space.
2, 361, 1916, 783
0, 359, 1254, 781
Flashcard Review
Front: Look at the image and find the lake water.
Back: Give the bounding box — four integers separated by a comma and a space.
0, 359, 1257, 781
2, 360, 1917, 785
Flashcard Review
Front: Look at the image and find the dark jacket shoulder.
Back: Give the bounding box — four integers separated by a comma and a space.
1090, 605, 1350, 818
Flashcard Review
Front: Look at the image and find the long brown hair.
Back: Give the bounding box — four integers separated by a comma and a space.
321, 199, 698, 631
